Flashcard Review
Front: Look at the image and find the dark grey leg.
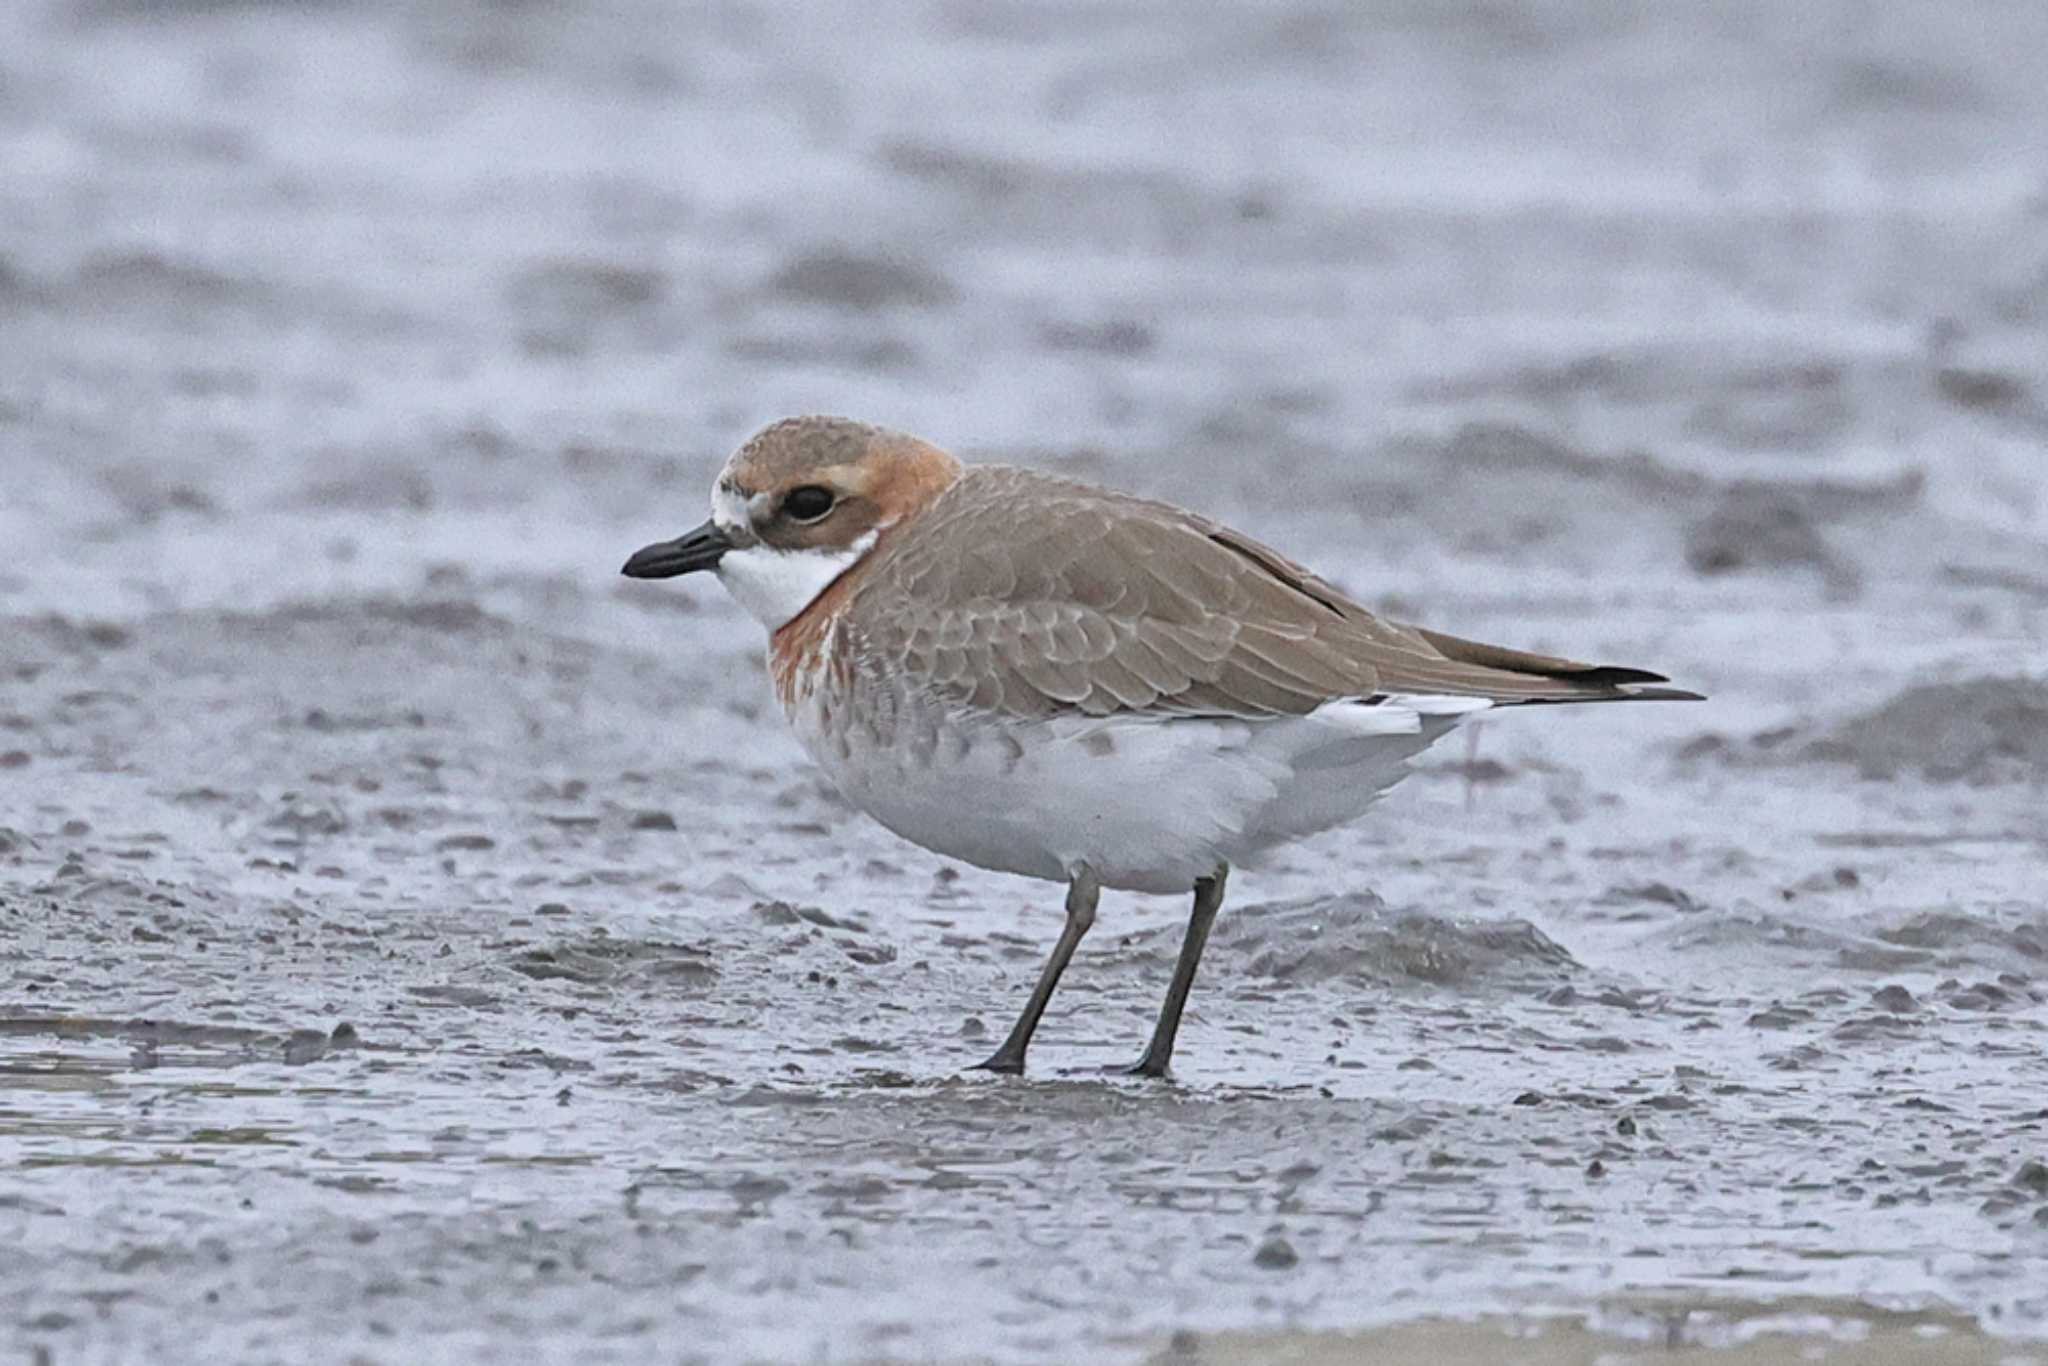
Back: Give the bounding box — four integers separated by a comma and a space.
1125, 865, 1228, 1079
971, 866, 1100, 1075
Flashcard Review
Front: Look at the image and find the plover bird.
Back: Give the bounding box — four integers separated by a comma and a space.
624, 416, 1700, 1077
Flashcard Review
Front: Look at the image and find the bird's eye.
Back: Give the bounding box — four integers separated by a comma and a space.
781, 485, 835, 522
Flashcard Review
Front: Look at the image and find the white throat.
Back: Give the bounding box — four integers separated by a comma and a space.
716, 532, 876, 631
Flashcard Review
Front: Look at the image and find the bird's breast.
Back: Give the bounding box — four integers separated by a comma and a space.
768, 599, 856, 714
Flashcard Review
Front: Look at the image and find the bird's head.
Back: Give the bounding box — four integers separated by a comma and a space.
622, 415, 962, 630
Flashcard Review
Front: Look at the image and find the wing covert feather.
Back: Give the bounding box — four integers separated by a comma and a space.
843, 467, 1693, 718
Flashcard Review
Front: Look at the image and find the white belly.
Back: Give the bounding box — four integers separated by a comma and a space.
784, 678, 1482, 894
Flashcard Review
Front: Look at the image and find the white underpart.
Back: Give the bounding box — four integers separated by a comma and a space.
786, 682, 1501, 895
716, 532, 876, 630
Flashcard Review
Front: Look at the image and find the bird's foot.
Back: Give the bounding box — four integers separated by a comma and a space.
1107, 1055, 1173, 1081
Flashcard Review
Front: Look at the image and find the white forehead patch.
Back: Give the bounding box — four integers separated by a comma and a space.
711, 482, 768, 534
716, 531, 877, 631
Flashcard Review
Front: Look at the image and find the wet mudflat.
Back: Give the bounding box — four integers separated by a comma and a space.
3, 1, 2048, 1361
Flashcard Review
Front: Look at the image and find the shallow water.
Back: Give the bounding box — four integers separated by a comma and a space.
3, 1, 2047, 1361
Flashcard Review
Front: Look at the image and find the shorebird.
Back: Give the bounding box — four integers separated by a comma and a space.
624, 417, 1700, 1077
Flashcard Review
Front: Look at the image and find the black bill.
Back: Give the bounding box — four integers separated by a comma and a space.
620, 520, 734, 578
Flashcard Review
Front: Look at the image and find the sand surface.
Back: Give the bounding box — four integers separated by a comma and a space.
3, 1, 2047, 1362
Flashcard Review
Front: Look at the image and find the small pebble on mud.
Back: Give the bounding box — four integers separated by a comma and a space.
1253, 1237, 1299, 1270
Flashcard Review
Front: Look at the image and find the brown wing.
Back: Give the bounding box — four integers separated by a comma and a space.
845, 466, 1701, 719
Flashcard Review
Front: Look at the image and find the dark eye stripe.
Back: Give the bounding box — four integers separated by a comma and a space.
782, 485, 835, 521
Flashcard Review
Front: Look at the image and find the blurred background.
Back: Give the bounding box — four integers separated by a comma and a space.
3, 2, 2046, 1363
5, 0, 2046, 614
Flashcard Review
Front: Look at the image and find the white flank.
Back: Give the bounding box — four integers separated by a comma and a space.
1381, 693, 1497, 717
784, 689, 1495, 895
717, 532, 876, 630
